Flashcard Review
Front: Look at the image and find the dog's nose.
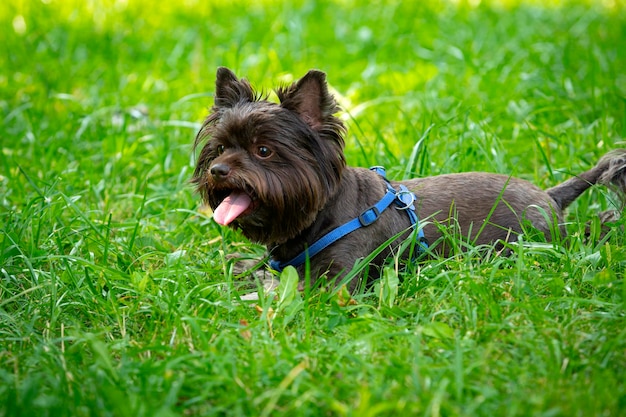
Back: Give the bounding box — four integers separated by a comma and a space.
210, 163, 231, 180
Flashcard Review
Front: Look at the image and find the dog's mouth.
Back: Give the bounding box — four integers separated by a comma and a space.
212, 189, 257, 226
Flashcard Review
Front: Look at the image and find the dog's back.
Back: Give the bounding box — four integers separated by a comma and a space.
404, 173, 561, 248
403, 149, 626, 251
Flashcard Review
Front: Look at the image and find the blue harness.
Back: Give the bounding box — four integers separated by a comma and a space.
269, 167, 427, 273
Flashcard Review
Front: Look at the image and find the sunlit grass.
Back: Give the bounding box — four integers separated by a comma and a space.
1, 0, 626, 416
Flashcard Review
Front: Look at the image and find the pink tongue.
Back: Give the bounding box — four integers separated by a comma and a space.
213, 191, 252, 225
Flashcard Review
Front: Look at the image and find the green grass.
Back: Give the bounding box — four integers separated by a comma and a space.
2, 0, 626, 415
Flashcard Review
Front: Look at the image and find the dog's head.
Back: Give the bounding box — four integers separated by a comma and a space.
192, 67, 346, 244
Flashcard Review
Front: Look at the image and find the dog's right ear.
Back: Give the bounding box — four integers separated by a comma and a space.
214, 67, 255, 108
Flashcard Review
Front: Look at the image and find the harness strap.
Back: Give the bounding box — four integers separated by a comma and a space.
269, 167, 427, 272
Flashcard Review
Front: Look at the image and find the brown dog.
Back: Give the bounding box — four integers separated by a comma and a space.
192, 67, 626, 290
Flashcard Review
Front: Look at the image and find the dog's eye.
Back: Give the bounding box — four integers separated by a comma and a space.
216, 144, 225, 155
256, 146, 272, 158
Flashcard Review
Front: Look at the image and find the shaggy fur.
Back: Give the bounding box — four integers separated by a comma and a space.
192, 67, 626, 290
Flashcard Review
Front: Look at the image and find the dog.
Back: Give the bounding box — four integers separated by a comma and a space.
192, 67, 626, 291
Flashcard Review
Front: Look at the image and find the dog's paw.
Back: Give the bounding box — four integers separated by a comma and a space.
226, 253, 268, 280
585, 210, 623, 242
225, 253, 280, 300
239, 277, 280, 301
599, 209, 621, 224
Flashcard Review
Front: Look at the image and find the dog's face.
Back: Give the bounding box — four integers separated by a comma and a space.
192, 68, 346, 245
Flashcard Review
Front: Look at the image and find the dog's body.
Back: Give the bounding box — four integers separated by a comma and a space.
193, 67, 626, 290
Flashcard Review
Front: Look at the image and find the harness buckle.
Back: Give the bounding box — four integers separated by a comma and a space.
358, 206, 381, 226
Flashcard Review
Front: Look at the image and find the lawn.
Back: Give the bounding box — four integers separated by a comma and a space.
1, 0, 626, 416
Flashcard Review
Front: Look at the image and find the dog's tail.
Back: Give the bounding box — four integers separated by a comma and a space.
547, 149, 626, 210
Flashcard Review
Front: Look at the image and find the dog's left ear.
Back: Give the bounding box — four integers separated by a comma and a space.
277, 70, 340, 131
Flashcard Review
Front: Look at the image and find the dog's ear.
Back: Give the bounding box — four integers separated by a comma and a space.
214, 67, 255, 108
277, 70, 340, 131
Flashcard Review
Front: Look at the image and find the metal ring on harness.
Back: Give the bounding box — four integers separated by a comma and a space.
394, 189, 416, 210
